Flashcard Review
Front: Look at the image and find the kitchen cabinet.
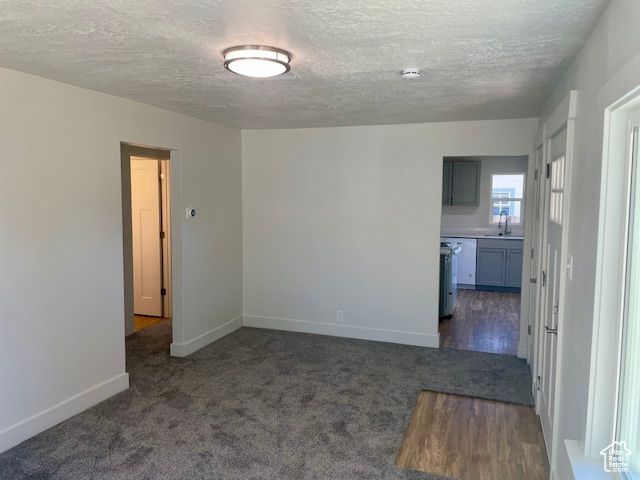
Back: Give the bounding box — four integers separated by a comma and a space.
476, 238, 523, 290
505, 250, 523, 288
442, 162, 453, 205
442, 160, 480, 206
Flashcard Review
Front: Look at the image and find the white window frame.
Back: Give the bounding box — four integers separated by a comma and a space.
550, 156, 565, 225
584, 82, 640, 480
489, 173, 526, 225
615, 114, 640, 480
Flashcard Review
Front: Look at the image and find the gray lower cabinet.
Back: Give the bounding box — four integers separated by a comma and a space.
442, 160, 480, 206
476, 239, 523, 290
476, 248, 506, 286
506, 250, 524, 287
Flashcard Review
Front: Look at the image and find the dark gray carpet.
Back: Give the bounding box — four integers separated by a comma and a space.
0, 323, 533, 479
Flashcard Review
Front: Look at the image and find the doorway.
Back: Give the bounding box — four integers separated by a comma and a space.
439, 155, 529, 356
121, 144, 172, 336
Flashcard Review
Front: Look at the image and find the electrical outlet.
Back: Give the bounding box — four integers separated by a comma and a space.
336, 310, 344, 323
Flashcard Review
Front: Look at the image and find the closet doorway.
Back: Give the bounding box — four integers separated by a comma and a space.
121, 144, 172, 335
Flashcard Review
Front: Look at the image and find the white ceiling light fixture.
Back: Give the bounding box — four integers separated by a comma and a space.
402, 68, 420, 79
223, 45, 291, 78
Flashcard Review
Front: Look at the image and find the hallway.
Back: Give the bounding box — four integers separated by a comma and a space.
439, 290, 520, 355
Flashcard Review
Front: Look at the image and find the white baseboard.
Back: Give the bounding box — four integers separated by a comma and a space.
170, 315, 243, 357
517, 341, 529, 359
243, 315, 440, 348
0, 372, 129, 454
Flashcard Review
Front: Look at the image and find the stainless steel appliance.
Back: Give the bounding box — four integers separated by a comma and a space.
439, 242, 460, 318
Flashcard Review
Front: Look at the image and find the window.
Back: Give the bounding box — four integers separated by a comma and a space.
550, 156, 565, 225
490, 174, 525, 225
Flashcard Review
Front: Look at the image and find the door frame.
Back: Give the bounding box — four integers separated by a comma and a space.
160, 159, 172, 317
528, 91, 577, 471
585, 86, 640, 458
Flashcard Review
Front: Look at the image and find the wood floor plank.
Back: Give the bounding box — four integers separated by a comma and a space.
439, 289, 520, 355
134, 315, 168, 332
396, 391, 549, 480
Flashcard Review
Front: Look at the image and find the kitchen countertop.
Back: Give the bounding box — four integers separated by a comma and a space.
442, 233, 524, 240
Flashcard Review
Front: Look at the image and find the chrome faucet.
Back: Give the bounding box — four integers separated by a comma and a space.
498, 210, 511, 236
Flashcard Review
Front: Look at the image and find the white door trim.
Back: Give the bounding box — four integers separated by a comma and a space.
169, 149, 185, 348
529, 145, 545, 395
160, 159, 172, 318
586, 90, 640, 459
549, 104, 576, 471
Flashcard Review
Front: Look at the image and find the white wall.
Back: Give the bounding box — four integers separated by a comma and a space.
0, 67, 242, 452
441, 155, 529, 236
242, 119, 538, 347
537, 0, 640, 478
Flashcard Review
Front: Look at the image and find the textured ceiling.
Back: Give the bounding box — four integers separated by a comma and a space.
0, 0, 608, 129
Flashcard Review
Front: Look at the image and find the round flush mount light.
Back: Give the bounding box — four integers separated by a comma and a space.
223, 45, 291, 78
402, 68, 420, 79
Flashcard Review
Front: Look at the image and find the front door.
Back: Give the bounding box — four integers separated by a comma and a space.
539, 127, 567, 459
131, 157, 163, 317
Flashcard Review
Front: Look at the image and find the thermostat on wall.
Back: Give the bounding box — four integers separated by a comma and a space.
186, 208, 196, 218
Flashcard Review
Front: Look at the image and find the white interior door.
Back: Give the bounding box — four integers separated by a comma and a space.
131, 157, 163, 317
539, 128, 567, 459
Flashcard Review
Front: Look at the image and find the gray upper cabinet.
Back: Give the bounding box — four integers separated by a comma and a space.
442, 162, 453, 205
442, 160, 480, 206
452, 162, 480, 205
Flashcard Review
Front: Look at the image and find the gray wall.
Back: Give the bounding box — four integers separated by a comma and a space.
0, 67, 243, 452
242, 119, 537, 348
537, 0, 640, 477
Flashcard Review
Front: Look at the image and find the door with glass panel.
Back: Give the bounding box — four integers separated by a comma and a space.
539, 127, 567, 460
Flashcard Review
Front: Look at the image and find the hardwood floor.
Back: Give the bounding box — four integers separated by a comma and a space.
134, 315, 168, 332
439, 289, 520, 355
396, 391, 549, 480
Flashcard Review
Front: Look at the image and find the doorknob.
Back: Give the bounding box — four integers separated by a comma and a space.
545, 326, 558, 335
